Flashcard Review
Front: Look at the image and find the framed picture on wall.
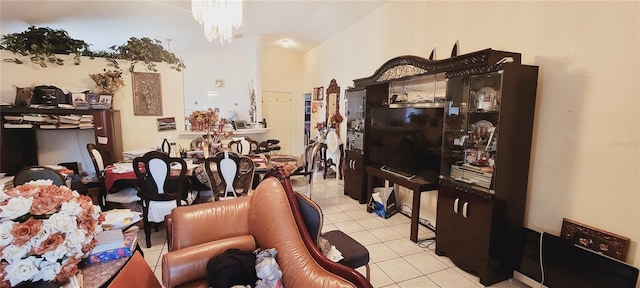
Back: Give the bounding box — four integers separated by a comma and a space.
313, 86, 324, 101
157, 117, 177, 131
132, 72, 163, 116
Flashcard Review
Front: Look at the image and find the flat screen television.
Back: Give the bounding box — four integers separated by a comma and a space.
368, 106, 443, 181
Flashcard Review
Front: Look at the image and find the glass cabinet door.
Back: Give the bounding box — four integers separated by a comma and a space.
346, 89, 365, 153
441, 71, 503, 192
441, 76, 470, 179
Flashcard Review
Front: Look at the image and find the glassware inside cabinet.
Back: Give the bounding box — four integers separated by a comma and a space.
441, 71, 504, 191
470, 71, 503, 112
440, 76, 469, 180
346, 89, 366, 153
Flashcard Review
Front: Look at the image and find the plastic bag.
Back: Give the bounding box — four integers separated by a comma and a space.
254, 248, 284, 288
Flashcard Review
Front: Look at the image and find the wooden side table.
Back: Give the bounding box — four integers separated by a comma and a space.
366, 166, 437, 242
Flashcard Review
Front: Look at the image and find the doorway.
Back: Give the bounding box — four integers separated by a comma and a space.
262, 91, 292, 155
304, 93, 311, 146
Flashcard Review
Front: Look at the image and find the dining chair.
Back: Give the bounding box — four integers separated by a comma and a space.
319, 142, 344, 180
13, 166, 65, 186
203, 151, 255, 200
228, 137, 260, 155
133, 151, 188, 248
294, 191, 370, 280
257, 139, 282, 155
87, 143, 139, 210
289, 142, 321, 198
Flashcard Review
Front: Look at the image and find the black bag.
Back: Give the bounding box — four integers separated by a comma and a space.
32, 85, 68, 106
206, 249, 257, 288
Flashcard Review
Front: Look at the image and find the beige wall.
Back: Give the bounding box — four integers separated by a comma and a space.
300, 0, 640, 269
0, 51, 186, 173
181, 35, 259, 122
261, 47, 305, 156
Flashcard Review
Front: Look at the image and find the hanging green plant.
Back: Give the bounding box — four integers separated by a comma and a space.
0, 26, 91, 67
108, 37, 185, 72
1, 26, 185, 72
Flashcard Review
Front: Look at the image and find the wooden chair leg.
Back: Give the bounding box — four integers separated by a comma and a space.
143, 205, 152, 248
144, 219, 152, 248
365, 264, 370, 280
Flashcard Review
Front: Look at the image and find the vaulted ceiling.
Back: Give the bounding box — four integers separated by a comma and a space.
0, 0, 387, 54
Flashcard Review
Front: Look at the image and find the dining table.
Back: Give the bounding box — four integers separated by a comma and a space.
103, 153, 303, 193
104, 162, 199, 193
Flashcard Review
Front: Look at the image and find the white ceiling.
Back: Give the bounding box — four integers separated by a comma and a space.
0, 0, 387, 55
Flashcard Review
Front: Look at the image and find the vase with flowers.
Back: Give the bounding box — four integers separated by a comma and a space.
89, 69, 125, 95
0, 180, 104, 287
189, 108, 220, 132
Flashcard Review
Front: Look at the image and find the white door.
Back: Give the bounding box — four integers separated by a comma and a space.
262, 91, 292, 155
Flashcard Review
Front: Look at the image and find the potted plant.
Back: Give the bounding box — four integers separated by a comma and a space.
0, 26, 91, 67
108, 37, 185, 72
89, 69, 125, 94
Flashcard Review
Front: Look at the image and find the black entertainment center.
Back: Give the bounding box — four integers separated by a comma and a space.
344, 48, 541, 286
344, 47, 639, 287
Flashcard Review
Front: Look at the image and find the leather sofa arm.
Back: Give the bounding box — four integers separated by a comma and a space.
162, 235, 256, 288
265, 168, 373, 288
168, 197, 252, 251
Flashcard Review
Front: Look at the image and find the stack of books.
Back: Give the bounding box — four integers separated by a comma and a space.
58, 114, 81, 129
74, 101, 91, 109
3, 115, 32, 128
39, 117, 59, 129
79, 114, 94, 129
91, 102, 109, 109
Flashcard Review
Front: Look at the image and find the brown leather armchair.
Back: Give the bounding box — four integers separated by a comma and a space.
162, 174, 371, 288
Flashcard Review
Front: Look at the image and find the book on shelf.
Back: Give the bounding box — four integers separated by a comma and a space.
86, 232, 137, 265
39, 124, 58, 129
4, 123, 33, 128
58, 124, 79, 129
74, 102, 91, 110
60, 114, 82, 121
92, 229, 124, 254
79, 123, 94, 129
3, 115, 23, 122
22, 114, 49, 122
59, 115, 81, 124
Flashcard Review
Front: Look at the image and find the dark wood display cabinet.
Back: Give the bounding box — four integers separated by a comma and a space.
0, 107, 123, 175
92, 109, 123, 163
435, 59, 539, 286
343, 84, 389, 203
344, 88, 366, 202
343, 150, 365, 202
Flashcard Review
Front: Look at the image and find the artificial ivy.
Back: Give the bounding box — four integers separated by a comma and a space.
0, 26, 185, 71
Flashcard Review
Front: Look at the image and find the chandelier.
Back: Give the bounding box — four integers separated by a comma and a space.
191, 0, 243, 44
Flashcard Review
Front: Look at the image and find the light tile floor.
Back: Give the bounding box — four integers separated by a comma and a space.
139, 172, 531, 288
